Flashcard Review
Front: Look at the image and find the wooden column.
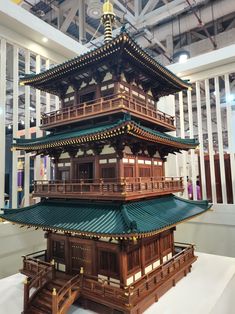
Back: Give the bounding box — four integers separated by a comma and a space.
65, 234, 70, 274
70, 157, 75, 180
140, 239, 145, 276
74, 89, 79, 106
119, 242, 127, 285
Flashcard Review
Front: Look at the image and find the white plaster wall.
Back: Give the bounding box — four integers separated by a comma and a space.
175, 218, 235, 257
0, 223, 45, 278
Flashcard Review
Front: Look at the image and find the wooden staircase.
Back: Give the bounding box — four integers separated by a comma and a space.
22, 259, 81, 314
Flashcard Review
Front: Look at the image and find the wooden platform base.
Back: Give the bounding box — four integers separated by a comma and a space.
76, 257, 196, 314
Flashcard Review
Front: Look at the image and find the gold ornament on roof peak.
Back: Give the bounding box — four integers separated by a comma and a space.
103, 0, 114, 15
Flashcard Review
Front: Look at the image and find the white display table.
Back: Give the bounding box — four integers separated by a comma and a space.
0, 252, 234, 314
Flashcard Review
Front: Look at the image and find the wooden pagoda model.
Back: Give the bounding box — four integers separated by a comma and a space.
1, 2, 211, 314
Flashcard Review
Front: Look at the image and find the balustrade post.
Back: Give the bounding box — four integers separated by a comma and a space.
51, 259, 56, 280
23, 277, 29, 312
80, 267, 84, 289
52, 288, 58, 314
124, 285, 134, 309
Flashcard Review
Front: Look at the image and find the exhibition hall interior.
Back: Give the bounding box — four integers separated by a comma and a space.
0, 0, 234, 313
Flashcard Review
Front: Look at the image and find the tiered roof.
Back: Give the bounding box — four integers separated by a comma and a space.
20, 31, 190, 98
13, 118, 198, 152
0, 195, 211, 238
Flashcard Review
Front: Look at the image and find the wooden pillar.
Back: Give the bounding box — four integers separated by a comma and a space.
54, 161, 59, 180
61, 97, 65, 108
70, 157, 75, 181
119, 242, 127, 285
151, 158, 154, 178
65, 234, 70, 274
117, 157, 124, 179
96, 84, 101, 98
94, 155, 99, 180
74, 89, 79, 106
140, 239, 145, 276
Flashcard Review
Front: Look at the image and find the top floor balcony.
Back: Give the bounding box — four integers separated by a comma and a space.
33, 176, 183, 201
41, 93, 175, 131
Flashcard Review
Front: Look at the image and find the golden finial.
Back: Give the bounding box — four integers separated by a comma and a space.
80, 266, 84, 274
101, 0, 116, 44
103, 0, 114, 14
52, 288, 57, 295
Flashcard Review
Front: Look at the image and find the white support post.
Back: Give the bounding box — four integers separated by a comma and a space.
45, 59, 51, 181
35, 55, 41, 202
187, 89, 197, 200
214, 76, 227, 204
205, 79, 217, 203
179, 91, 188, 198
12, 45, 19, 208
196, 81, 207, 199
224, 74, 235, 202
24, 50, 30, 206
0, 39, 6, 209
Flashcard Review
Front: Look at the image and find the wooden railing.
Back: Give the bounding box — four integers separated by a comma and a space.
23, 260, 55, 313
41, 93, 175, 130
79, 244, 195, 309
81, 273, 129, 308
52, 274, 80, 314
34, 177, 183, 200
21, 251, 49, 277
129, 245, 195, 306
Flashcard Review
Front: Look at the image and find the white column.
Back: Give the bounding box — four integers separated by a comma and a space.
224, 74, 235, 202
196, 81, 207, 199
45, 59, 51, 181
187, 89, 197, 200
179, 91, 188, 198
24, 50, 30, 206
34, 55, 41, 202
214, 76, 227, 204
12, 45, 19, 208
0, 39, 6, 209
205, 79, 217, 203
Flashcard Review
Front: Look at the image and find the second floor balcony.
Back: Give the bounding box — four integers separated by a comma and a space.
34, 176, 183, 201
41, 94, 175, 131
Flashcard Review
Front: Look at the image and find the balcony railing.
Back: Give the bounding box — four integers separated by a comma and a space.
34, 177, 183, 200
78, 243, 195, 311
41, 93, 175, 130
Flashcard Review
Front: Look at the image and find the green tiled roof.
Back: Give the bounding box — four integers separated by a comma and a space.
20, 32, 190, 97
0, 195, 211, 238
13, 119, 198, 151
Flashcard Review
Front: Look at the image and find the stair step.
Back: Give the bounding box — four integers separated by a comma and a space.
27, 305, 50, 314
32, 298, 51, 313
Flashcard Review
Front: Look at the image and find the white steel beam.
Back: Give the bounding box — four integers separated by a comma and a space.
12, 45, 18, 208
224, 74, 235, 202
0, 38, 6, 209
187, 89, 197, 200
24, 50, 30, 207
60, 1, 80, 33
140, 0, 160, 17
179, 91, 188, 199
45, 59, 51, 181
35, 55, 41, 203
214, 76, 227, 203
112, 0, 136, 24
196, 81, 207, 199
205, 79, 217, 203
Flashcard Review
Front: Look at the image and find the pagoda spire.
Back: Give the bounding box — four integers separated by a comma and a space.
101, 0, 116, 43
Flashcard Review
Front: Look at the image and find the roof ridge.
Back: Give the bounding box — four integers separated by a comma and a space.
121, 204, 138, 232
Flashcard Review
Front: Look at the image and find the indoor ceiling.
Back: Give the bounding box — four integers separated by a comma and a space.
17, 0, 235, 64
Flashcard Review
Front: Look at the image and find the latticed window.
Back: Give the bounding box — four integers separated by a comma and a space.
127, 248, 140, 272
52, 240, 65, 260
145, 239, 159, 263
99, 251, 119, 276
162, 234, 171, 251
